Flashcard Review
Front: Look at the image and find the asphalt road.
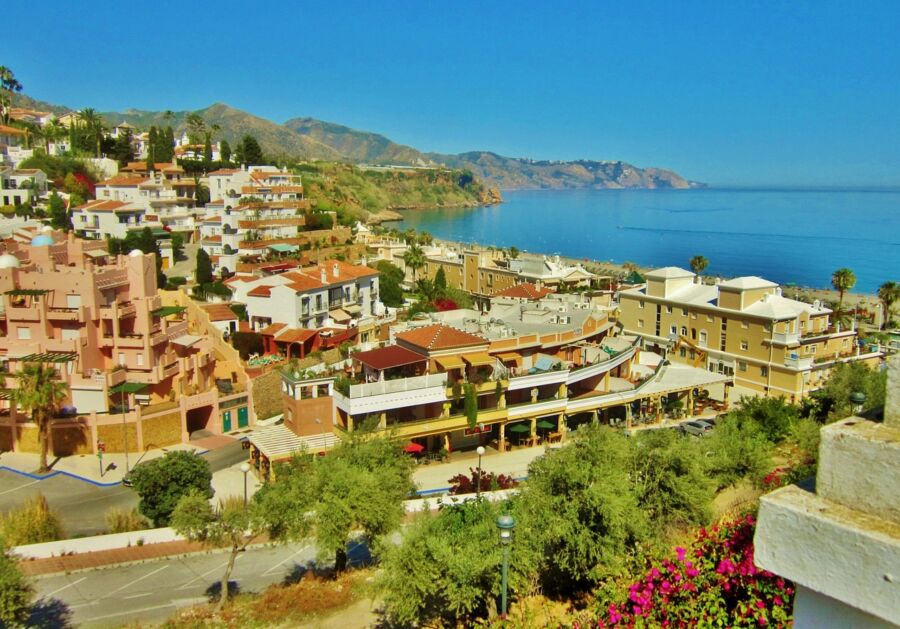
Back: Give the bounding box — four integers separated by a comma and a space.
0, 440, 247, 537
32, 539, 369, 628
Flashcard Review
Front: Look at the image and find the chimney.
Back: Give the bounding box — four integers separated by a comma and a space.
332, 262, 339, 278
360, 256, 367, 266
320, 268, 327, 284
775, 286, 783, 296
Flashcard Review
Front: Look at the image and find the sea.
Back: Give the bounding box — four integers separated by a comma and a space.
394, 188, 900, 294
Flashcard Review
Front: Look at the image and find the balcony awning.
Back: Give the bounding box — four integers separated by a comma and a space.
344, 304, 362, 315
329, 308, 351, 323
434, 355, 465, 370
151, 306, 186, 317
495, 351, 521, 364
110, 382, 147, 394
267, 244, 299, 253
354, 345, 427, 371
171, 334, 202, 348
14, 351, 76, 363
462, 352, 495, 368
6, 289, 50, 296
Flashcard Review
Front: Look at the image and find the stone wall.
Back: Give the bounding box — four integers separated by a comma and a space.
251, 370, 283, 420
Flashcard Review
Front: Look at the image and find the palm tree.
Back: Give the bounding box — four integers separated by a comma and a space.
403, 243, 426, 282
42, 117, 65, 153
77, 108, 106, 157
689, 255, 709, 276
13, 363, 70, 473
831, 268, 856, 308
878, 281, 899, 329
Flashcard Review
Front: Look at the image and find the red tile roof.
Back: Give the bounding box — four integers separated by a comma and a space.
275, 328, 318, 344
0, 124, 27, 137
202, 303, 238, 322
354, 345, 427, 371
396, 324, 487, 351
304, 259, 378, 283
494, 282, 555, 300
258, 322, 287, 336
247, 285, 274, 297
98, 174, 147, 187
208, 168, 242, 176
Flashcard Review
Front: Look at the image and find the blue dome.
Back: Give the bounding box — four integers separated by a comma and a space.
30, 235, 54, 247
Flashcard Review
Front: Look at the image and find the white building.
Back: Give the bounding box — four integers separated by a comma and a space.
0, 168, 48, 207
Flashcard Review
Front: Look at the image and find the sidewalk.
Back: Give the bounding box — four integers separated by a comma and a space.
412, 445, 546, 493
0, 443, 207, 486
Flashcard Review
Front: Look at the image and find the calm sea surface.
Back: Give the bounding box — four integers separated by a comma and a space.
394, 188, 900, 293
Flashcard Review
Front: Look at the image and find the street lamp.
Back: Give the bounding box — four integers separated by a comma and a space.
476, 445, 486, 500
496, 514, 515, 618
850, 391, 866, 416
240, 462, 251, 507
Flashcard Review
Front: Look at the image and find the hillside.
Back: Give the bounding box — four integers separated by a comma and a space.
298, 162, 501, 224
12, 93, 701, 189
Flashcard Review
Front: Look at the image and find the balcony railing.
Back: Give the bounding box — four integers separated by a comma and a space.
347, 373, 448, 399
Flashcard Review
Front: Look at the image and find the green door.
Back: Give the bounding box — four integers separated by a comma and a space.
237, 406, 249, 428
223, 410, 232, 432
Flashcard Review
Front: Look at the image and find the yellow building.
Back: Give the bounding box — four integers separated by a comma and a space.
617, 267, 882, 401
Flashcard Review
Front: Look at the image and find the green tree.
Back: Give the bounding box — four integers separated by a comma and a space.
702, 416, 773, 489
725, 395, 800, 444
378, 499, 506, 626
128, 451, 213, 526
689, 255, 709, 276
402, 242, 425, 281
514, 424, 648, 593
77, 108, 106, 158
171, 493, 263, 612
47, 191, 71, 231
195, 247, 213, 285
0, 65, 23, 125
0, 494, 64, 545
256, 427, 414, 573
203, 135, 213, 163
240, 134, 263, 164
812, 361, 887, 422
220, 139, 232, 163
170, 232, 184, 261
463, 383, 478, 429
376, 260, 404, 307
111, 129, 135, 166
0, 540, 33, 628
877, 280, 899, 329
434, 266, 448, 295
162, 126, 176, 162
13, 363, 69, 473
146, 126, 158, 168
628, 429, 713, 529
185, 112, 206, 145
831, 267, 856, 307
507, 246, 519, 259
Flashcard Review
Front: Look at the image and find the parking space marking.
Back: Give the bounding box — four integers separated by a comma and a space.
43, 576, 86, 598
103, 565, 169, 598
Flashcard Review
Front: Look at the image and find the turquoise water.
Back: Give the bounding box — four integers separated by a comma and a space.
394, 188, 900, 293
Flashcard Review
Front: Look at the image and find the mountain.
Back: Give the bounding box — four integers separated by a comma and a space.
13, 93, 701, 189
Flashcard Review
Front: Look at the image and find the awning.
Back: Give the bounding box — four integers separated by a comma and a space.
84, 250, 107, 258
151, 306, 186, 317
329, 308, 351, 323
344, 304, 362, 315
267, 244, 299, 253
495, 351, 521, 364
536, 419, 556, 430
15, 351, 76, 363
435, 355, 465, 370
462, 352, 495, 367
171, 334, 202, 347
110, 382, 148, 394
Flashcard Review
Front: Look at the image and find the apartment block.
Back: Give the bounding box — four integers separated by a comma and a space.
617, 267, 883, 400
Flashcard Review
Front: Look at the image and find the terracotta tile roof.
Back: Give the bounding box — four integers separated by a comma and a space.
281, 271, 326, 292
202, 303, 238, 322
494, 282, 555, 300
0, 124, 27, 136
98, 174, 147, 187
304, 259, 378, 282
354, 345, 427, 371
396, 324, 487, 351
203, 235, 222, 243
274, 328, 318, 344
247, 285, 275, 297
224, 275, 255, 285
258, 322, 287, 336
75, 200, 138, 212
208, 168, 242, 176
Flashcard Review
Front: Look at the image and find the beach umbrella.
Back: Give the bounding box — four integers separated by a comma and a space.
507, 423, 531, 433
536, 419, 556, 430
403, 442, 425, 454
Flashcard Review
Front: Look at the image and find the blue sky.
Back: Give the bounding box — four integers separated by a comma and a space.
5, 0, 900, 186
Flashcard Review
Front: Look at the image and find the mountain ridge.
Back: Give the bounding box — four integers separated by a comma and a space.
12, 94, 702, 189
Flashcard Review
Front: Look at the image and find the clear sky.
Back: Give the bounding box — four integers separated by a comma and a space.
5, 0, 900, 186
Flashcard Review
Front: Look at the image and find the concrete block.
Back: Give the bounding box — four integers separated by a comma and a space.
755, 486, 900, 626
817, 418, 900, 522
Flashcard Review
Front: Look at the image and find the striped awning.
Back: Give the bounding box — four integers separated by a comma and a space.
14, 352, 76, 363
435, 355, 465, 370
462, 352, 495, 367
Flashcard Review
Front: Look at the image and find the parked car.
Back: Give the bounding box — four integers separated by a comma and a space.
680, 420, 714, 437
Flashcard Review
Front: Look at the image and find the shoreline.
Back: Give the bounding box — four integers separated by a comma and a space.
426, 236, 881, 307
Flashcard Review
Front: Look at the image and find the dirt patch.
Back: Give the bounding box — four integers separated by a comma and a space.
713, 481, 762, 517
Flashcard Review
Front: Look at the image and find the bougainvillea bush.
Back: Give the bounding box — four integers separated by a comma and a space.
592, 514, 793, 628
447, 467, 518, 495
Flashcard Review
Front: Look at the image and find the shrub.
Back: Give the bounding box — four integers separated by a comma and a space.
0, 541, 33, 628
0, 494, 64, 546
105, 507, 150, 534
231, 331, 264, 360
129, 451, 213, 527
448, 468, 518, 495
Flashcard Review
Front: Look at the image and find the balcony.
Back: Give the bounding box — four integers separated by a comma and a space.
334, 373, 448, 416
388, 407, 509, 439
507, 397, 568, 419
6, 305, 39, 322
784, 354, 814, 370
508, 368, 569, 391
47, 307, 79, 322
566, 343, 637, 386
769, 331, 801, 345
116, 334, 146, 349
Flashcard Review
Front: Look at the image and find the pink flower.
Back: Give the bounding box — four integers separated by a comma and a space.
675, 547, 686, 561
758, 616, 768, 626
773, 596, 783, 607
755, 600, 766, 609
686, 568, 699, 577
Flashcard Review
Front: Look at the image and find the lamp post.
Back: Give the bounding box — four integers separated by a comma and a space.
496, 514, 515, 618
476, 445, 485, 500
850, 391, 866, 416
240, 462, 251, 507
120, 387, 130, 474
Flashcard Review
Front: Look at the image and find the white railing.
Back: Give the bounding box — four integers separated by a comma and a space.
772, 331, 801, 345
348, 373, 448, 398
784, 355, 813, 370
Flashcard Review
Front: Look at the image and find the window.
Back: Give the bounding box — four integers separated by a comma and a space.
740, 340, 749, 351
681, 326, 687, 336
741, 320, 749, 329
738, 361, 747, 372
706, 314, 713, 322
118, 352, 126, 366
637, 319, 644, 329
691, 312, 697, 319
16, 327, 31, 340
680, 347, 687, 358
638, 301, 645, 309
681, 308, 688, 316
137, 354, 144, 366
670, 325, 677, 335
809, 345, 817, 354
666, 306, 673, 314
761, 366, 769, 377
699, 331, 707, 345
